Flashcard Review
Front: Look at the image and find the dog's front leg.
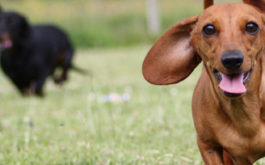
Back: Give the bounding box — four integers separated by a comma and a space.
232, 157, 252, 165
197, 138, 226, 165
35, 70, 50, 96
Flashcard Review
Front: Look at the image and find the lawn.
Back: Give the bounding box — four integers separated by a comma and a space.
0, 47, 265, 164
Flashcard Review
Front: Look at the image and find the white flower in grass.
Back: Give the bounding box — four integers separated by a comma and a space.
129, 131, 134, 137
109, 93, 120, 102
86, 143, 91, 149
121, 93, 130, 101
170, 88, 178, 95
24, 117, 30, 123
23, 116, 34, 128
24, 132, 30, 146
136, 155, 145, 160
164, 153, 173, 157
100, 93, 131, 103
88, 93, 95, 100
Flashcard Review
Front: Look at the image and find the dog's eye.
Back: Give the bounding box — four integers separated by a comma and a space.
245, 22, 259, 34
202, 24, 216, 37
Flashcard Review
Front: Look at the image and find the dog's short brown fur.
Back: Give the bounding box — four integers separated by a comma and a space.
143, 0, 265, 164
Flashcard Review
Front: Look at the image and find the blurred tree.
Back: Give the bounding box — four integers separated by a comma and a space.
146, 0, 160, 35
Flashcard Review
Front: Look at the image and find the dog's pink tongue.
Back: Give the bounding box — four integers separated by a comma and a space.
4, 40, 12, 48
218, 74, 246, 94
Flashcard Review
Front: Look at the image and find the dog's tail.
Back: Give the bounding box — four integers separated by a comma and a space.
204, 0, 213, 9
71, 65, 87, 75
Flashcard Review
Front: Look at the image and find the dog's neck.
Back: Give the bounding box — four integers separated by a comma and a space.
206, 64, 263, 137
220, 94, 260, 137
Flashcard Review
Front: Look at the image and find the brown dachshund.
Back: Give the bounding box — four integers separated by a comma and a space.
143, 0, 265, 164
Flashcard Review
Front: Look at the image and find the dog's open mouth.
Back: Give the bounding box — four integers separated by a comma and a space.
214, 69, 251, 97
0, 40, 12, 50
0, 33, 13, 50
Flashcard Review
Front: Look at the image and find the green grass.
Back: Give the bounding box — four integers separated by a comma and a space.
0, 47, 264, 164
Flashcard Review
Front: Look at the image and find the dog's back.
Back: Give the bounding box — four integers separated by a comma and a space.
30, 25, 74, 69
32, 25, 73, 55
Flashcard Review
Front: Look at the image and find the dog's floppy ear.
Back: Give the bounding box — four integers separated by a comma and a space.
142, 16, 201, 85
20, 16, 31, 38
243, 0, 265, 11
204, 0, 213, 9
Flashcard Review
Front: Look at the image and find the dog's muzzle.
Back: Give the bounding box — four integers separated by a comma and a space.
0, 40, 12, 51
212, 50, 250, 97
214, 69, 251, 97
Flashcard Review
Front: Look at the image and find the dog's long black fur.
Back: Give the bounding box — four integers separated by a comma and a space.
0, 11, 75, 96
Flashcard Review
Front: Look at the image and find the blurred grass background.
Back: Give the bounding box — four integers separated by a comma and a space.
1, 0, 203, 48
0, 0, 199, 48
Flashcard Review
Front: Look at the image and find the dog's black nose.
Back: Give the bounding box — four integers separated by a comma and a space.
221, 50, 244, 70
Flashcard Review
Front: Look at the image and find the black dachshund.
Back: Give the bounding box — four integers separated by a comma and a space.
0, 10, 76, 96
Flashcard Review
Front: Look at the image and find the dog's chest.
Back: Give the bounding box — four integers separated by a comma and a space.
216, 123, 265, 159
1, 53, 35, 78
